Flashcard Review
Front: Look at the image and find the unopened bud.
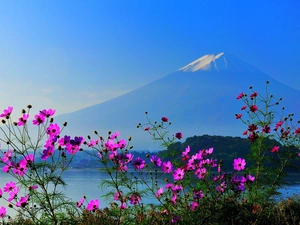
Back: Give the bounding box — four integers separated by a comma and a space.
22, 109, 26, 113
27, 104, 32, 109
63, 122, 67, 126
94, 130, 98, 135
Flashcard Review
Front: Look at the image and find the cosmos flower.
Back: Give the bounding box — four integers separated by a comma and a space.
233, 158, 246, 171
87, 199, 100, 211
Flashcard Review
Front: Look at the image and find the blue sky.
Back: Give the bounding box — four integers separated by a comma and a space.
0, 0, 299, 117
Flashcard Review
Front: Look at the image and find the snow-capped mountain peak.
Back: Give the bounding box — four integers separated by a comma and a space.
179, 52, 225, 72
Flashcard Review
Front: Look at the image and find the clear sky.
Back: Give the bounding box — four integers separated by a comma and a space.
0, 0, 299, 117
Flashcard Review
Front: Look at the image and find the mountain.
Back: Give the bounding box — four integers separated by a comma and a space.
55, 52, 300, 150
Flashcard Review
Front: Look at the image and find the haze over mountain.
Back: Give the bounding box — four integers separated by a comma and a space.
55, 52, 300, 150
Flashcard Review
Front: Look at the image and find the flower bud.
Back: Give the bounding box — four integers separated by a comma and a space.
27, 104, 32, 109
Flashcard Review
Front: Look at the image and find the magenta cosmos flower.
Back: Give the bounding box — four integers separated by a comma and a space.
271, 146, 279, 153
132, 157, 145, 170
32, 114, 46, 126
40, 109, 56, 117
161, 117, 169, 122
129, 194, 141, 205
150, 155, 162, 166
175, 132, 183, 140
161, 161, 173, 173
0, 106, 13, 118
17, 114, 29, 126
87, 199, 100, 211
0, 206, 6, 218
233, 158, 246, 171
16, 195, 29, 207
172, 168, 185, 180
76, 197, 85, 208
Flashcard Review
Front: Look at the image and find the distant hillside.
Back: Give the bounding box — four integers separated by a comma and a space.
158, 135, 298, 171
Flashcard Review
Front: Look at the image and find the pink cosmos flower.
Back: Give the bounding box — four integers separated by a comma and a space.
235, 114, 242, 119
175, 132, 183, 140
172, 168, 185, 180
1, 149, 13, 162
150, 155, 162, 166
40, 109, 56, 117
190, 201, 199, 211
46, 123, 61, 137
110, 131, 120, 139
248, 124, 258, 132
17, 114, 29, 126
87, 199, 100, 211
271, 146, 279, 153
295, 128, 300, 135
250, 92, 258, 99
166, 183, 173, 190
195, 167, 207, 179
76, 197, 85, 208
233, 158, 246, 171
241, 106, 247, 110
0, 188, 2, 197
132, 157, 145, 170
120, 202, 126, 209
171, 194, 177, 205
193, 190, 204, 199
8, 187, 20, 202
161, 117, 168, 122
118, 139, 126, 149
144, 127, 150, 131
0, 206, 6, 218
2, 161, 14, 173
171, 185, 183, 194
41, 146, 55, 160
125, 153, 134, 163
161, 161, 173, 173
262, 125, 271, 133
250, 105, 258, 112
23, 154, 34, 165
13, 162, 27, 176
0, 106, 13, 118
16, 195, 29, 207
246, 174, 255, 182
155, 187, 164, 198
236, 92, 244, 99
113, 191, 123, 201
204, 147, 214, 155
32, 114, 46, 125
181, 146, 190, 158
275, 121, 284, 129
129, 194, 141, 205
216, 181, 227, 193
87, 139, 98, 147
3, 181, 16, 192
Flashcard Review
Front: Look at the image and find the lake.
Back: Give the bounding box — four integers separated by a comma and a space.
1, 169, 300, 217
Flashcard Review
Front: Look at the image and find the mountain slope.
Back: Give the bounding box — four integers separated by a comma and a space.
55, 53, 300, 150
